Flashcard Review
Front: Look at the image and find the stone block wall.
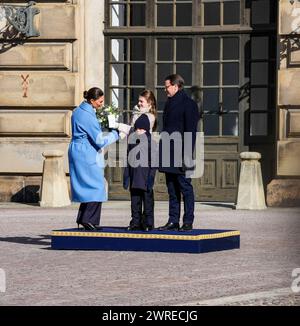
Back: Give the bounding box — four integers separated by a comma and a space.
0, 0, 105, 202
267, 0, 300, 206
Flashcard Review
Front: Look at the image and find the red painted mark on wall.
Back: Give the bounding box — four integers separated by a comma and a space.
21, 74, 30, 98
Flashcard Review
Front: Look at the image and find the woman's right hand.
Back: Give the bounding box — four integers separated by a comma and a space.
119, 131, 127, 140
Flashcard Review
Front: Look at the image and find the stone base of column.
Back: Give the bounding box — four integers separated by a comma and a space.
267, 179, 300, 207
235, 152, 267, 210
40, 150, 71, 208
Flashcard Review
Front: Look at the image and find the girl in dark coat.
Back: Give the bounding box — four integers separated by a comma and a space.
123, 114, 157, 231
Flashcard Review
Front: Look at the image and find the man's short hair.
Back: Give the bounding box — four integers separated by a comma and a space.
165, 74, 185, 89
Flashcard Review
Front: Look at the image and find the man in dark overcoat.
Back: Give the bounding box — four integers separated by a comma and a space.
158, 74, 200, 231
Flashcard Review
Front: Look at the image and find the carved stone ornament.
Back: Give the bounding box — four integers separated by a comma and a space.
2, 1, 40, 38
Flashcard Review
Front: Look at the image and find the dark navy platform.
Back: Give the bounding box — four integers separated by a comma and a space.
51, 227, 240, 254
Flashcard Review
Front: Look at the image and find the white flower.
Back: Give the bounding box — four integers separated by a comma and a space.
96, 103, 120, 128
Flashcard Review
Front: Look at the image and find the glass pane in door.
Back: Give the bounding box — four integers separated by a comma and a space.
130, 63, 145, 85
176, 39, 193, 61
223, 63, 239, 85
203, 63, 220, 85
223, 37, 239, 60
130, 4, 146, 26
252, 0, 270, 25
223, 88, 239, 112
204, 38, 220, 61
158, 39, 173, 61
250, 113, 268, 136
250, 88, 268, 111
111, 88, 126, 111
176, 3, 192, 26
204, 115, 219, 136
224, 2, 240, 25
130, 39, 146, 60
176, 64, 192, 85
157, 64, 173, 84
223, 114, 239, 136
251, 62, 269, 85
157, 4, 173, 26
203, 89, 219, 112
204, 3, 220, 25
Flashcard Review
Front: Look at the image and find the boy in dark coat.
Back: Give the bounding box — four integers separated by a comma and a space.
123, 114, 157, 231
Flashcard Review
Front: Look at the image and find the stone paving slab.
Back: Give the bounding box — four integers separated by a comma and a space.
0, 202, 299, 306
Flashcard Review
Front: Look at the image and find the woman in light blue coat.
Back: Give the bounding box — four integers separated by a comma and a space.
68, 87, 119, 230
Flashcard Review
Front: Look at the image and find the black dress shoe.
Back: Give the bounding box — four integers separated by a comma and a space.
158, 222, 179, 231
143, 226, 154, 232
127, 225, 141, 231
82, 223, 98, 231
77, 223, 88, 230
179, 223, 193, 231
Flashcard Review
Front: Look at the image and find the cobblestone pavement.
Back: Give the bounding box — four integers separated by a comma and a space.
182, 288, 300, 306
0, 202, 299, 306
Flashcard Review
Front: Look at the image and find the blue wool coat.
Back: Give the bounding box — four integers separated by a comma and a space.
68, 101, 119, 202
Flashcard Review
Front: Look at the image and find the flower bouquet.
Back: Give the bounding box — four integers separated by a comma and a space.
96, 103, 120, 130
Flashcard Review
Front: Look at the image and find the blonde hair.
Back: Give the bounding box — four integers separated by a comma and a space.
139, 89, 158, 131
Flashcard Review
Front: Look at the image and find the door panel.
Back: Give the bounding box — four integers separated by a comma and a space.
195, 139, 240, 202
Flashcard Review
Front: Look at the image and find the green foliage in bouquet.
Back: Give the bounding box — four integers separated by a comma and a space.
96, 103, 119, 129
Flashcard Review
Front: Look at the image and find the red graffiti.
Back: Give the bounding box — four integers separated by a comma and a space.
21, 74, 29, 98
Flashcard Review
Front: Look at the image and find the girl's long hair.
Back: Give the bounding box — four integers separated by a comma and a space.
140, 89, 158, 131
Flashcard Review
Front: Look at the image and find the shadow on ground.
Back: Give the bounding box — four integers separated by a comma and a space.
0, 235, 51, 247
201, 202, 235, 209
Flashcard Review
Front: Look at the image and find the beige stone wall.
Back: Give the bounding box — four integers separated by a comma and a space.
0, 43, 73, 69
267, 0, 300, 206
278, 0, 300, 177
0, 110, 72, 136
83, 0, 105, 90
0, 0, 105, 202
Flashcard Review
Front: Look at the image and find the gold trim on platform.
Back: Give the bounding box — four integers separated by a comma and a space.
51, 230, 240, 241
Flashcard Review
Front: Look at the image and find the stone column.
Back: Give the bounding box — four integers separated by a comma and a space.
40, 150, 71, 207
84, 0, 105, 90
236, 152, 267, 210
